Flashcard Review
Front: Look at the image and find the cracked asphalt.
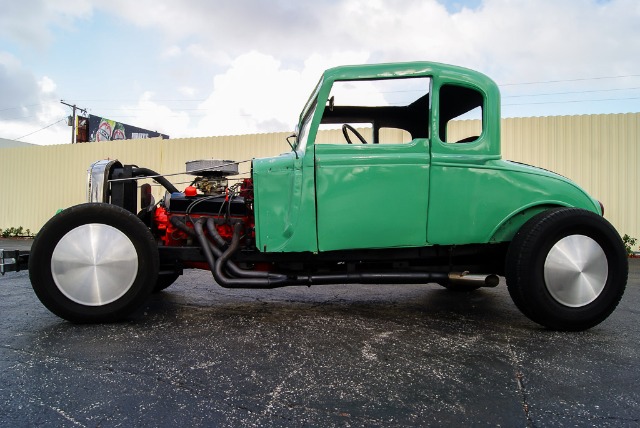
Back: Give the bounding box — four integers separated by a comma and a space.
1, 238, 639, 426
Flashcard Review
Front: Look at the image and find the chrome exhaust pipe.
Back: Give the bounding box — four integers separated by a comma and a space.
448, 271, 500, 288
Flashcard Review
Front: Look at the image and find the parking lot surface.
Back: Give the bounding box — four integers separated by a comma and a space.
1, 238, 639, 426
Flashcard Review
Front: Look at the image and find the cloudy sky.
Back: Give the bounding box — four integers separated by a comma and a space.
1, 0, 639, 145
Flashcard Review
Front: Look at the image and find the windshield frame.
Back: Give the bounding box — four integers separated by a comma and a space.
294, 78, 323, 150
295, 101, 317, 150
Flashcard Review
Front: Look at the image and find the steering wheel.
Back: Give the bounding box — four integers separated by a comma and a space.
342, 124, 368, 144
454, 135, 480, 143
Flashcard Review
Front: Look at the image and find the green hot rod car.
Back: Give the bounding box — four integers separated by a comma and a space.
5, 61, 627, 329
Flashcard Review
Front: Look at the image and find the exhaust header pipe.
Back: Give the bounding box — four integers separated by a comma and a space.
176, 216, 502, 290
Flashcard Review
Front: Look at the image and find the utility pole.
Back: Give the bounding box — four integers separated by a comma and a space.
60, 100, 87, 144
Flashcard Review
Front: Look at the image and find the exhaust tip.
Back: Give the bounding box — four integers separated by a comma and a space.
448, 272, 500, 288
485, 274, 500, 287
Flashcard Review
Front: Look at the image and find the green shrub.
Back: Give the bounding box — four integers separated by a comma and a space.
622, 234, 638, 256
0, 226, 33, 238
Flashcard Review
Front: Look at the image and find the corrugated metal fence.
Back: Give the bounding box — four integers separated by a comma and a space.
1, 113, 638, 240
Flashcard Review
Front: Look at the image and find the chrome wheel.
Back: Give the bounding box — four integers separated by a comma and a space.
543, 234, 608, 308
51, 223, 138, 306
506, 208, 627, 330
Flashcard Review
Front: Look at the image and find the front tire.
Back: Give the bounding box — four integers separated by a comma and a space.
29, 203, 159, 323
506, 208, 627, 331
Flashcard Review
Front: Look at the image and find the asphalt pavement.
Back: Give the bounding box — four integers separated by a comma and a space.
0, 238, 639, 427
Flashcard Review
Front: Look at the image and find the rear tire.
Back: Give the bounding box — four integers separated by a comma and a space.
506, 208, 627, 331
29, 203, 159, 323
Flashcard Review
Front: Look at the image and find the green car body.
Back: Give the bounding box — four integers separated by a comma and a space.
252, 61, 600, 253
22, 60, 626, 330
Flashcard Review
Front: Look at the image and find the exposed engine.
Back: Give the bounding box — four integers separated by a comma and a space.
152, 160, 256, 260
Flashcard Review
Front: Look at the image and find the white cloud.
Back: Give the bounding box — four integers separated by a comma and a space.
178, 86, 197, 97
38, 76, 56, 93
0, 0, 92, 47
191, 51, 371, 136
2, 0, 640, 143
0, 53, 67, 144
160, 45, 182, 59
194, 52, 298, 136
95, 0, 640, 88
118, 92, 191, 138
78, 50, 374, 139
438, 0, 640, 81
186, 44, 232, 65
93, 0, 355, 62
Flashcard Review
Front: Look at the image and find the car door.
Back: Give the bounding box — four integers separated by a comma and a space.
314, 76, 431, 251
315, 137, 430, 251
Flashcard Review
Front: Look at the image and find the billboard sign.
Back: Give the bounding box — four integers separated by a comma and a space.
82, 115, 169, 142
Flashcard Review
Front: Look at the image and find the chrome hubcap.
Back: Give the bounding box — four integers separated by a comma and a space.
544, 234, 608, 307
51, 224, 138, 306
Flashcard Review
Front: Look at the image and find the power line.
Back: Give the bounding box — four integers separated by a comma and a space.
503, 87, 640, 99
0, 103, 42, 112
88, 107, 212, 112
503, 96, 640, 107
0, 113, 43, 121
500, 74, 640, 86
14, 118, 66, 141
67, 98, 207, 102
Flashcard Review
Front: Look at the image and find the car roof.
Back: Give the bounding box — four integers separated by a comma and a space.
322, 61, 488, 82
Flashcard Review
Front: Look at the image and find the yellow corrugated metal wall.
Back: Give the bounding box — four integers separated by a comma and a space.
0, 132, 289, 234
1, 113, 638, 240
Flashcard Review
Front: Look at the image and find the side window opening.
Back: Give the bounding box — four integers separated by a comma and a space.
439, 84, 484, 144
316, 123, 373, 145
318, 77, 430, 145
379, 127, 412, 144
